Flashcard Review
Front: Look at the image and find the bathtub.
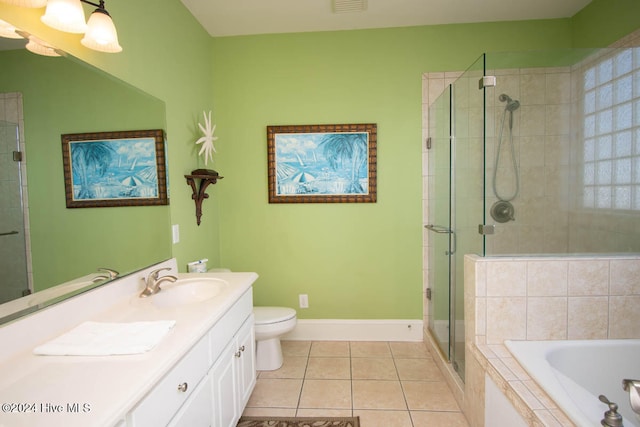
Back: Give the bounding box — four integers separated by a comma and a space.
505, 339, 640, 427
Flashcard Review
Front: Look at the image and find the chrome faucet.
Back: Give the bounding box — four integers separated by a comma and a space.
623, 379, 640, 416
92, 268, 119, 283
98, 268, 119, 279
139, 267, 177, 298
599, 395, 624, 427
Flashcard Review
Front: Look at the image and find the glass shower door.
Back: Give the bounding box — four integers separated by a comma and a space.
426, 56, 485, 382
426, 85, 453, 359
0, 118, 29, 304
449, 56, 486, 380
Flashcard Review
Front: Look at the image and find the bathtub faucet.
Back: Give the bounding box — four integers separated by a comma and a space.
599, 395, 624, 427
623, 379, 640, 416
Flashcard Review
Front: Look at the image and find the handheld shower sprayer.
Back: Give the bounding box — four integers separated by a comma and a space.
490, 92, 521, 222
499, 93, 520, 112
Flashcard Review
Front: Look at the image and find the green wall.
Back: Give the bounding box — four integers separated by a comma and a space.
571, 0, 640, 47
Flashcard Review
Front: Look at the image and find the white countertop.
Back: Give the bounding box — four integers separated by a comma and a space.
0, 263, 257, 427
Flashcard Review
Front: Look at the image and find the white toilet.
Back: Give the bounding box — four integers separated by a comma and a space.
253, 306, 297, 371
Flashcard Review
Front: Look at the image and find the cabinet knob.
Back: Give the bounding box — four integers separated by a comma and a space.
240, 345, 245, 352
234, 350, 242, 358
177, 382, 188, 392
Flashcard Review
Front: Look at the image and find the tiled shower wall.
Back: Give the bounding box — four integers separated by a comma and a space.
484, 66, 573, 254
465, 254, 640, 345
0, 92, 32, 302
421, 64, 577, 335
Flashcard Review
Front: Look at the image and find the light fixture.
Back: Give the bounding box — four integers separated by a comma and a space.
25, 34, 61, 56
80, 1, 121, 53
41, 0, 87, 33
0, 18, 23, 39
6, 0, 123, 53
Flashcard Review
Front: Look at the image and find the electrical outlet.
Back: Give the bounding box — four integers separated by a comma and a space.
299, 294, 309, 308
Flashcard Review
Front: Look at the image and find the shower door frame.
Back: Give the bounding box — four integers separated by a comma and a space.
424, 56, 488, 383
426, 84, 455, 363
0, 92, 32, 303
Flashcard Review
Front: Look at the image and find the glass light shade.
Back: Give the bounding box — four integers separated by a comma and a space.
80, 10, 122, 53
25, 35, 61, 57
0, 19, 23, 39
0, 0, 47, 7
41, 0, 87, 34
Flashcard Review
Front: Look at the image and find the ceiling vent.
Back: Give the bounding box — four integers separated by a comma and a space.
332, 0, 368, 14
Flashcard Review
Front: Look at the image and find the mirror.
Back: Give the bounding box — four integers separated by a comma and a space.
0, 28, 172, 324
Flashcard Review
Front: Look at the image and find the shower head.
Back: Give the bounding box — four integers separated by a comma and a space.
499, 93, 520, 111
506, 99, 520, 111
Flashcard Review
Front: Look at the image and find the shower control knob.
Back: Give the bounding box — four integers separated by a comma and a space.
490, 200, 515, 223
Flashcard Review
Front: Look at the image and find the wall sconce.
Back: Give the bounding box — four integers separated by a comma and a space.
0, 0, 122, 53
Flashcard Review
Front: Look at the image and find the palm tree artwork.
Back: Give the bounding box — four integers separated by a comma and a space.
274, 131, 369, 196
71, 141, 115, 199
319, 132, 368, 194
69, 137, 159, 201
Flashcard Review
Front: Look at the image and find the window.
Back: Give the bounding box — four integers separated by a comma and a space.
582, 47, 640, 210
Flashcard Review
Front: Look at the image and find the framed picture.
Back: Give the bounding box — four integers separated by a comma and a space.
61, 129, 168, 208
267, 123, 377, 203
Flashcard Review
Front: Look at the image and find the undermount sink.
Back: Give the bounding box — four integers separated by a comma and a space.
148, 277, 228, 308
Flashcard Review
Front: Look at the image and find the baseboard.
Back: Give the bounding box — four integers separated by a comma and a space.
282, 319, 424, 342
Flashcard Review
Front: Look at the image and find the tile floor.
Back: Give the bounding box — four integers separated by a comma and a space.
242, 341, 470, 427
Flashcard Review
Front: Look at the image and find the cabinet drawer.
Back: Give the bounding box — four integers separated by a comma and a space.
209, 289, 253, 363
167, 374, 212, 427
128, 336, 209, 427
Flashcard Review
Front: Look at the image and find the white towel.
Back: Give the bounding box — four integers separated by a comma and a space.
33, 320, 176, 356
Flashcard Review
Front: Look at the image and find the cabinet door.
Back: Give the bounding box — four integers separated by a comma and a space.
236, 317, 256, 409
168, 375, 212, 427
211, 343, 239, 427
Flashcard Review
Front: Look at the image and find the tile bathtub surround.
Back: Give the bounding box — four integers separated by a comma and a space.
470, 255, 640, 344
468, 343, 575, 427
243, 340, 470, 427
464, 254, 640, 426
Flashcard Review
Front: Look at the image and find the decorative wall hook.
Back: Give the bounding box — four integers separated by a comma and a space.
185, 169, 223, 225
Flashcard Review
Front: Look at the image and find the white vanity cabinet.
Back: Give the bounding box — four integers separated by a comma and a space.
210, 316, 256, 427
127, 288, 256, 427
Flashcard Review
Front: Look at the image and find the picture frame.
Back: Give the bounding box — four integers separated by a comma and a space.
61, 129, 169, 208
267, 123, 377, 203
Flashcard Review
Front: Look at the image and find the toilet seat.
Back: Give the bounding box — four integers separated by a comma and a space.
254, 307, 296, 325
